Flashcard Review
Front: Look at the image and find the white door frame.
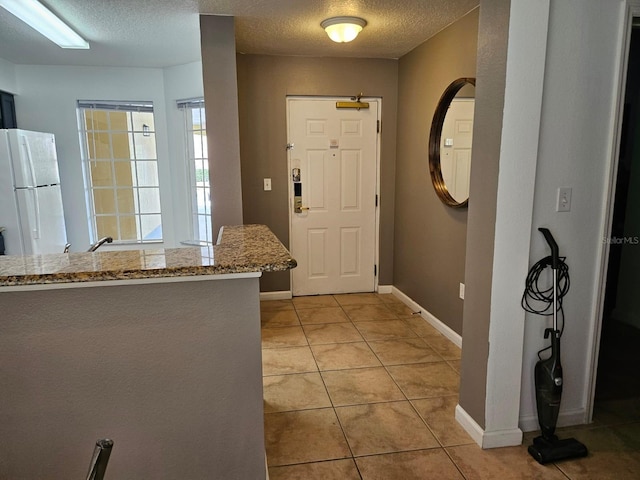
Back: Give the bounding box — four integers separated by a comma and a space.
286, 95, 382, 296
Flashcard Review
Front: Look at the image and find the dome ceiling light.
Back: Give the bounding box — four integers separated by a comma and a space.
320, 16, 367, 43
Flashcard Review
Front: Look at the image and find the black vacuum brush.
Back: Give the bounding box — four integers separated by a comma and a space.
523, 228, 588, 464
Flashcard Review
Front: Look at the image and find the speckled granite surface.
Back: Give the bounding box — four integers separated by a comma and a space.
0, 224, 296, 287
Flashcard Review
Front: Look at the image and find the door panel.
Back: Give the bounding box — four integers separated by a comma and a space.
340, 227, 360, 275
341, 151, 361, 210
341, 119, 362, 136
288, 98, 378, 296
307, 151, 327, 209
308, 229, 328, 277
453, 149, 471, 199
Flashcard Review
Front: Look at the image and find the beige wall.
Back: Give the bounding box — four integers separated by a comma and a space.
200, 15, 244, 235
459, 0, 510, 431
393, 9, 479, 335
0, 278, 265, 479
236, 55, 398, 292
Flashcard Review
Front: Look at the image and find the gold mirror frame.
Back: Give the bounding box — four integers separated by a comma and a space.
428, 77, 476, 208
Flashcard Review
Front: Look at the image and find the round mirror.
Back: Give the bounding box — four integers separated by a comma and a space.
428, 77, 476, 208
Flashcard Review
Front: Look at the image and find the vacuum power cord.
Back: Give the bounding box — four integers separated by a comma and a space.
521, 255, 570, 359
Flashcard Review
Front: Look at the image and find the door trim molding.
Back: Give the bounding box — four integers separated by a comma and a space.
587, 1, 637, 423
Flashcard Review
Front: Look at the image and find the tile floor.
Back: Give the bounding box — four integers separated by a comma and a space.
261, 293, 640, 479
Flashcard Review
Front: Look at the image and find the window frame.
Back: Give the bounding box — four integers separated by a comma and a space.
77, 100, 163, 245
178, 98, 211, 245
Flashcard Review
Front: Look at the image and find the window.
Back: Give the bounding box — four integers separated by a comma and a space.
0, 90, 17, 129
78, 100, 162, 244
178, 98, 211, 244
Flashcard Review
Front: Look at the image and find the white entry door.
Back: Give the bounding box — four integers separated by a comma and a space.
287, 97, 379, 296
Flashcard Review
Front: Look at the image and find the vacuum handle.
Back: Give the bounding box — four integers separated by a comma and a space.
538, 228, 559, 270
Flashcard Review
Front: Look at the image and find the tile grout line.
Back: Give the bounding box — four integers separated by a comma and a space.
356, 315, 463, 456
323, 295, 367, 479
440, 445, 471, 480
263, 297, 640, 478
333, 295, 466, 477
262, 293, 468, 477
333, 298, 463, 457
296, 298, 361, 473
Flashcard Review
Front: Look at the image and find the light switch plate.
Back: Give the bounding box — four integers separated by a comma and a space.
557, 187, 572, 212
264, 178, 272, 191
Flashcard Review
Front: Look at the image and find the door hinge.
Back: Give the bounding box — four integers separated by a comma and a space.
377, 120, 380, 133
374, 265, 378, 276
286, 143, 294, 151
375, 194, 378, 207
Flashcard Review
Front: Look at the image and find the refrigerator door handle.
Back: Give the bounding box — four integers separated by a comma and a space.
20, 134, 38, 188
30, 187, 41, 240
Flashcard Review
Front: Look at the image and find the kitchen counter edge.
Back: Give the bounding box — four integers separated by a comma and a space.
0, 224, 296, 287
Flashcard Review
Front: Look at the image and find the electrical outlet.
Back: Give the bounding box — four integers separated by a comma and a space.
263, 178, 272, 191
556, 187, 572, 212
459, 283, 465, 300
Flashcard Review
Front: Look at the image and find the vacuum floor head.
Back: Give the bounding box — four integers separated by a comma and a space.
528, 435, 588, 464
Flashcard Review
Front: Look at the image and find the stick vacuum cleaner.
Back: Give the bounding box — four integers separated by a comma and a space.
522, 228, 588, 464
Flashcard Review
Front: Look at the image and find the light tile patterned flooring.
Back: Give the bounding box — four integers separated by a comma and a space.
261, 293, 640, 479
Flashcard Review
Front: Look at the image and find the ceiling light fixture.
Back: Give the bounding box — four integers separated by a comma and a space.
0, 0, 89, 49
321, 16, 367, 43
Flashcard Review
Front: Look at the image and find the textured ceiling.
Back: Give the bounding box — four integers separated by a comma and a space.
0, 0, 479, 68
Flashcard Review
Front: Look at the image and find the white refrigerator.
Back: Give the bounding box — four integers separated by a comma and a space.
0, 129, 68, 255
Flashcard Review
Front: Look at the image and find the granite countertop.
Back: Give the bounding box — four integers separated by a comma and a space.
0, 224, 296, 287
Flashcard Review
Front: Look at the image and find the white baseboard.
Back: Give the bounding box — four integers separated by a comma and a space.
377, 284, 393, 294
259, 291, 292, 301
391, 286, 462, 348
519, 408, 588, 433
455, 404, 484, 446
456, 404, 523, 449
482, 427, 523, 449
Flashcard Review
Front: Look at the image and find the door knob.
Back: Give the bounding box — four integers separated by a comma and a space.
294, 203, 309, 213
